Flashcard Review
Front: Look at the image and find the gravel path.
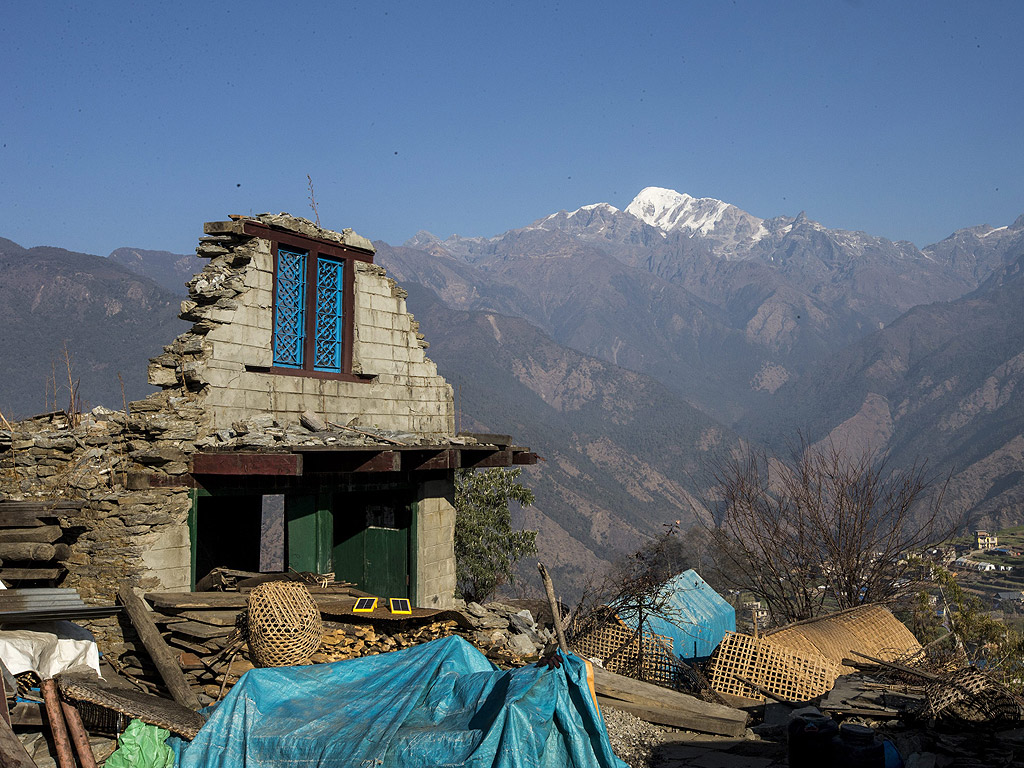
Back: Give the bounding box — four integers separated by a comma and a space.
601, 706, 667, 767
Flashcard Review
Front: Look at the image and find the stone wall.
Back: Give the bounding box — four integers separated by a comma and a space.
0, 394, 205, 653
1, 214, 464, 651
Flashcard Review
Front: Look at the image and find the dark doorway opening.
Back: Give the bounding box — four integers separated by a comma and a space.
194, 494, 262, 579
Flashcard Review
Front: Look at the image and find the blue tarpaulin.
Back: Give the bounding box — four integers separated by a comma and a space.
619, 569, 735, 659
173, 635, 626, 768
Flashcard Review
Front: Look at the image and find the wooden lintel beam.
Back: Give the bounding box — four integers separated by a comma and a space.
457, 449, 513, 468
192, 453, 302, 477
403, 450, 454, 472
126, 473, 198, 490
346, 451, 399, 473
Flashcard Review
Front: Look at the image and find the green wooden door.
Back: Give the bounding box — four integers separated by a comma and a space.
364, 526, 409, 598
331, 494, 410, 598
286, 493, 332, 575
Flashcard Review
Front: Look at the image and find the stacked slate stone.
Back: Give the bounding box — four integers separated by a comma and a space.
461, 600, 557, 662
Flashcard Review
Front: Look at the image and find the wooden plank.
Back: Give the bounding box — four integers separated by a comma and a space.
591, 666, 748, 737
146, 592, 250, 610
259, 494, 285, 572
0, 525, 62, 543
117, 586, 202, 711
191, 452, 302, 476
147, 589, 357, 611
8, 702, 44, 727
0, 710, 37, 768
0, 501, 84, 513
167, 619, 233, 640
165, 636, 217, 656
178, 610, 242, 627
0, 567, 64, 580
0, 503, 81, 528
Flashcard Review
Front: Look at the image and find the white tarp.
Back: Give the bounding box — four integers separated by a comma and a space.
0, 620, 101, 678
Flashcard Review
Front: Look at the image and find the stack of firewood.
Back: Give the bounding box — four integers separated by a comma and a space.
310, 621, 459, 663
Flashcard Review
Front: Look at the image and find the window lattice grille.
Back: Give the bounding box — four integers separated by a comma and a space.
314, 258, 343, 371
273, 247, 307, 367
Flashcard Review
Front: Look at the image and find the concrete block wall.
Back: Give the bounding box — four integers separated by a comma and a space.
173, 218, 456, 435
414, 477, 457, 608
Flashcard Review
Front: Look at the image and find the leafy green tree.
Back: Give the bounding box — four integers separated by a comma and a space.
932, 565, 1024, 688
454, 467, 537, 603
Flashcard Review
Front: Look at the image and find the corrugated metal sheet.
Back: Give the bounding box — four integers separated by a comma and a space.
0, 588, 122, 625
619, 570, 735, 659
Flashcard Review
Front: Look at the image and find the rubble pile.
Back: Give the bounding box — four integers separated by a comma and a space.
118, 590, 562, 707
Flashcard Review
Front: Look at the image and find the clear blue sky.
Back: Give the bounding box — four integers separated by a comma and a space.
3, 1, 1022, 257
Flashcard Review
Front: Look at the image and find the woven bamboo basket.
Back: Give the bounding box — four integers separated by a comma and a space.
246, 581, 323, 667
708, 631, 842, 702
767, 604, 921, 674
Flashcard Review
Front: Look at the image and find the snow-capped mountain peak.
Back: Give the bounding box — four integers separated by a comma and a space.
626, 186, 750, 235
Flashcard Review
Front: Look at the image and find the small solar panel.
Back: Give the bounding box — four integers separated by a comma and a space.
389, 598, 412, 615
353, 597, 378, 613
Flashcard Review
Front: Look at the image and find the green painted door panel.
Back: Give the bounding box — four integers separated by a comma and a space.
331, 493, 411, 599
286, 494, 318, 573
364, 526, 409, 599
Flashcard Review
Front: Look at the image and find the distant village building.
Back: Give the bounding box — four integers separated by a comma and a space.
953, 557, 997, 572
0, 214, 534, 651
974, 530, 999, 550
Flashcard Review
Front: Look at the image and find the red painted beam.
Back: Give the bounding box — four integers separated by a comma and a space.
457, 449, 513, 468
512, 451, 540, 465
192, 453, 302, 476
403, 450, 455, 471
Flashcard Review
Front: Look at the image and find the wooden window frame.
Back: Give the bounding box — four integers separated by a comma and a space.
246, 223, 375, 382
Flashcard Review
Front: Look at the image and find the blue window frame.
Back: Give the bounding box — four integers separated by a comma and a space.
272, 247, 307, 368
272, 247, 345, 374
313, 258, 344, 371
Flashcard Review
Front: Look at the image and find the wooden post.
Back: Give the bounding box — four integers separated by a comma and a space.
117, 585, 202, 711
40, 680, 75, 768
60, 699, 98, 768
537, 562, 568, 653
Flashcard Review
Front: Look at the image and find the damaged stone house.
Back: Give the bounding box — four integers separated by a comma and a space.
0, 214, 534, 645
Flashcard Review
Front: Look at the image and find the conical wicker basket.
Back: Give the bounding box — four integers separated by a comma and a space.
246, 581, 323, 667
